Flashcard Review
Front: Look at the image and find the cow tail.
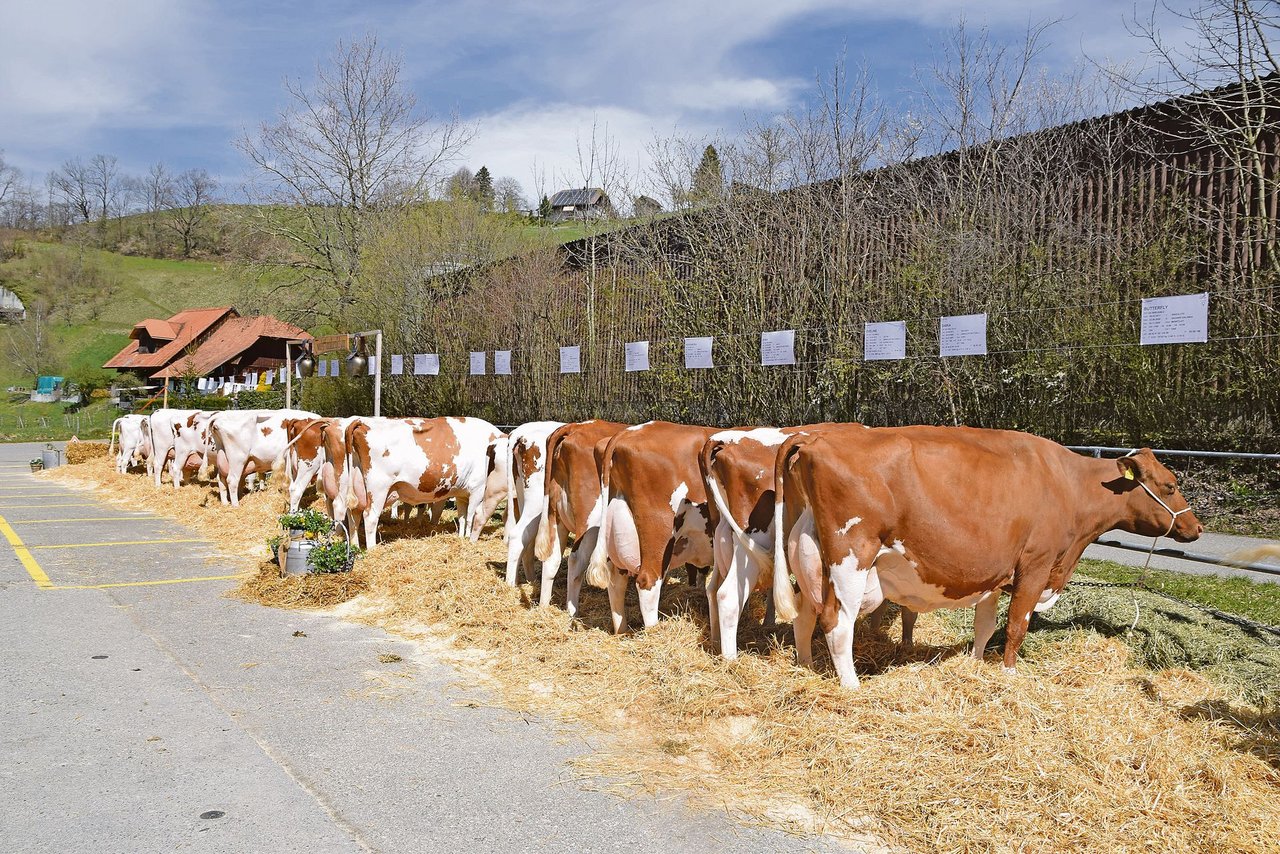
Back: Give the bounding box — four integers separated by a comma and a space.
534, 424, 570, 561
109, 417, 123, 455
344, 419, 368, 513
584, 438, 614, 589
771, 439, 804, 623
702, 441, 774, 574
504, 434, 521, 534
199, 417, 219, 480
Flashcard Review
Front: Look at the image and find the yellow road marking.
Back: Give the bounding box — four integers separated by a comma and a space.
0, 502, 98, 508
31, 538, 207, 550
0, 513, 53, 588
0, 493, 79, 499
17, 516, 159, 524
45, 574, 243, 590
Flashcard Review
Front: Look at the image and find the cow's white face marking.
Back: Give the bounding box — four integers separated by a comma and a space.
669, 481, 689, 513
837, 516, 862, 535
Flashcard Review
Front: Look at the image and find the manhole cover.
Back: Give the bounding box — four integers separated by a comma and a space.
199, 811, 225, 820
91, 655, 108, 660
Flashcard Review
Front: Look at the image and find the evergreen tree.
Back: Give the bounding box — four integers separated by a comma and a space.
690, 145, 724, 205
537, 194, 552, 222
474, 165, 494, 210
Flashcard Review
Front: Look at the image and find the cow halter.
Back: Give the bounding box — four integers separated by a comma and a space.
1121, 449, 1192, 539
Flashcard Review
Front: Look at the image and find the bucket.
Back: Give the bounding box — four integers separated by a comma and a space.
284, 539, 316, 575
41, 448, 62, 470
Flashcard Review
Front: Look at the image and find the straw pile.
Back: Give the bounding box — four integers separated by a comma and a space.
65, 440, 110, 464
46, 460, 1280, 850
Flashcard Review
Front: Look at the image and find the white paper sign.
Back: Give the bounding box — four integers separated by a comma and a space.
413, 353, 439, 376
761, 329, 796, 366
684, 336, 713, 369
317, 360, 328, 377
470, 351, 487, 375
248, 372, 259, 387
864, 321, 907, 361
625, 341, 649, 372
196, 378, 206, 391
494, 350, 512, 375
940, 313, 988, 357
1141, 293, 1209, 345
264, 370, 275, 385
560, 346, 581, 374
330, 359, 340, 377
390, 354, 404, 375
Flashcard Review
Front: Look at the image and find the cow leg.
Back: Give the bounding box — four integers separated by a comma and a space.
636, 575, 664, 629
215, 449, 231, 505
539, 527, 569, 609
706, 521, 733, 649
972, 595, 998, 661
455, 496, 471, 538
475, 487, 504, 543
363, 488, 390, 549
564, 528, 595, 617
505, 507, 538, 586
825, 561, 871, 688
760, 590, 775, 629
605, 566, 629, 634
716, 544, 759, 660
224, 455, 249, 507
900, 607, 917, 651
794, 595, 818, 668
864, 599, 892, 634
1001, 578, 1045, 673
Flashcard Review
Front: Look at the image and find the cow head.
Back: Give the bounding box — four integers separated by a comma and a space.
1115, 449, 1202, 543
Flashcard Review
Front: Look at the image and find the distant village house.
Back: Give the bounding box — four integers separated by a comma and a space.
547, 187, 614, 222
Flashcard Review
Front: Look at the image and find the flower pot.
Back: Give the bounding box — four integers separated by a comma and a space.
29, 461, 43, 473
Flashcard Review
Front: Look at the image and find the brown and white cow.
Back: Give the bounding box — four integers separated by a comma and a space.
169, 411, 215, 488
771, 425, 1202, 687
146, 409, 199, 487
205, 409, 319, 506
346, 416, 508, 548
533, 420, 628, 615
280, 417, 352, 513
503, 420, 565, 587
586, 420, 718, 632
111, 414, 151, 474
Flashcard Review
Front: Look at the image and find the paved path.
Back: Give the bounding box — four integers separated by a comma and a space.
1084, 528, 1280, 583
0, 443, 838, 854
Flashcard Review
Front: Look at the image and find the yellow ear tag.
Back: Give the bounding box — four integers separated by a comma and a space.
1123, 469, 1135, 481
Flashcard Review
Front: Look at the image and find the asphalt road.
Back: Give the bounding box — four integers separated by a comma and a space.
0, 443, 840, 854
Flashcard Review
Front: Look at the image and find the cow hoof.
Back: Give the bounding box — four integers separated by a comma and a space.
1001, 666, 1017, 676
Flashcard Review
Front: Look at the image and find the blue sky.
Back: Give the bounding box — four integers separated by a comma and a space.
0, 1, 1188, 204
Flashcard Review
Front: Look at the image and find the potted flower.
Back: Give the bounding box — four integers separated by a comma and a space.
307, 539, 363, 574
276, 509, 335, 575
29, 457, 44, 473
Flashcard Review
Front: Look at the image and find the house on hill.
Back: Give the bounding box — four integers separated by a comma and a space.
548, 187, 614, 222
104, 306, 310, 385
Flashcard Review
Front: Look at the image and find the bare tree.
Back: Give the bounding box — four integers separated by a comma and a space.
87, 154, 123, 222
50, 158, 93, 222
165, 168, 219, 256
493, 176, 527, 213
237, 33, 472, 325
0, 151, 19, 211
5, 301, 53, 382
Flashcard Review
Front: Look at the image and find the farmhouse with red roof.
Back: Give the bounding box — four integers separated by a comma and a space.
104, 306, 310, 383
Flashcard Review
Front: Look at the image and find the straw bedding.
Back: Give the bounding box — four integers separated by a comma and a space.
64, 439, 110, 464
47, 459, 1280, 851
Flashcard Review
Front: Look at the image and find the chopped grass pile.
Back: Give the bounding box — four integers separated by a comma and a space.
46, 458, 1280, 851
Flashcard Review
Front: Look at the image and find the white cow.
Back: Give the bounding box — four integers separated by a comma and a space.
169, 411, 215, 488
206, 409, 319, 506
503, 421, 564, 586
346, 416, 508, 548
146, 409, 199, 487
110, 414, 151, 474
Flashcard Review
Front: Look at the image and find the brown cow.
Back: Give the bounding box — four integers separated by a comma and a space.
533, 420, 628, 615
282, 417, 333, 512
586, 420, 719, 632
772, 425, 1202, 687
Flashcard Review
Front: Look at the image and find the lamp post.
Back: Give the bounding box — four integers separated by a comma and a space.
284, 339, 316, 409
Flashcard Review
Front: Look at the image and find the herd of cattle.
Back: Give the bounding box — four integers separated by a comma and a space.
110, 409, 1203, 688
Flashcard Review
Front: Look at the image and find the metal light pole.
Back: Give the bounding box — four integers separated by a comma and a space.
346, 329, 383, 417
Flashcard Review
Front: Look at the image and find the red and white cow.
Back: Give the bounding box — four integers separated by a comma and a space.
586, 420, 718, 632
169, 411, 215, 488
532, 420, 628, 615
146, 409, 199, 487
280, 417, 353, 514
206, 409, 319, 506
346, 417, 508, 548
771, 425, 1203, 687
111, 414, 151, 474
503, 421, 565, 587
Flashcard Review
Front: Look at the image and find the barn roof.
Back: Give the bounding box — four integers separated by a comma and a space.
149, 315, 311, 379
550, 187, 607, 207
104, 306, 235, 370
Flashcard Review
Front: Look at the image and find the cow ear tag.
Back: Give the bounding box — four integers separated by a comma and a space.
1123, 469, 1135, 481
